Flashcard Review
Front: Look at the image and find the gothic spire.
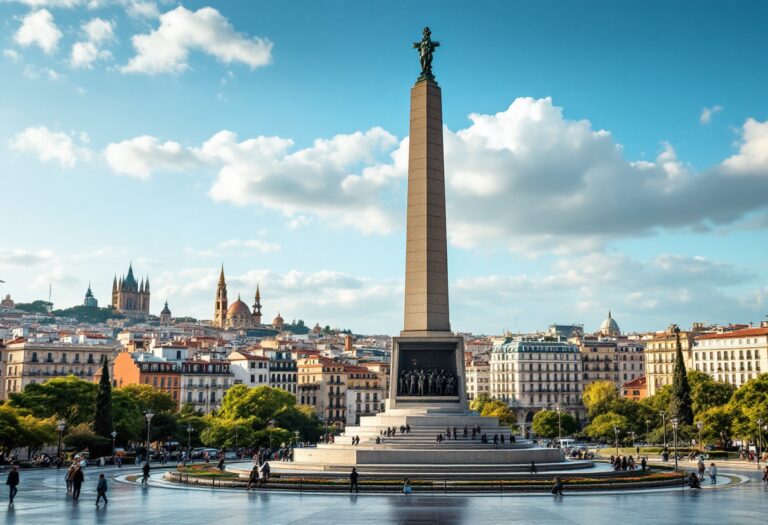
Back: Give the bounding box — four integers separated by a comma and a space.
144, 276, 150, 293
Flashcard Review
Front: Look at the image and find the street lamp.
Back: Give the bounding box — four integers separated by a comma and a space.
294, 430, 300, 449
671, 417, 679, 471
556, 404, 562, 445
645, 419, 650, 439
758, 418, 764, 468
145, 411, 155, 462
696, 421, 704, 452
630, 431, 636, 449
613, 426, 620, 456
111, 430, 117, 458
186, 424, 193, 455
56, 419, 66, 463
659, 411, 667, 447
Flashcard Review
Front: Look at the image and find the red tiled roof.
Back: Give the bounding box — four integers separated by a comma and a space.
696, 327, 768, 340
622, 376, 647, 388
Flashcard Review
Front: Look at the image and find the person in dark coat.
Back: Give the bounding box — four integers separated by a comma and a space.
551, 476, 564, 496
72, 466, 84, 501
95, 473, 108, 506
141, 462, 150, 485
247, 464, 259, 490
349, 467, 359, 493
5, 465, 19, 505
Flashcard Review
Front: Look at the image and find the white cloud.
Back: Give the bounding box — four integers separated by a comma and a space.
3, 49, 21, 62
13, 0, 84, 7
220, 239, 281, 253
9, 126, 92, 168
700, 105, 723, 125
121, 6, 272, 74
122, 0, 158, 18
0, 249, 55, 267
103, 97, 768, 249
23, 64, 64, 80
104, 135, 199, 178
70, 18, 115, 69
14, 9, 62, 54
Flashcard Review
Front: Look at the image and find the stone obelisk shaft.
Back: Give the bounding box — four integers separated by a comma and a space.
402, 79, 450, 335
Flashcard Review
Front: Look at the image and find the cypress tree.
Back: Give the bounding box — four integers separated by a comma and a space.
668, 325, 694, 424
94, 357, 113, 441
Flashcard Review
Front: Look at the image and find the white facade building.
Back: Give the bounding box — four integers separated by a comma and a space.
693, 326, 768, 387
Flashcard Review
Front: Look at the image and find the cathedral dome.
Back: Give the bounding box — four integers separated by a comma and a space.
227, 298, 251, 317
273, 312, 285, 328
599, 310, 621, 336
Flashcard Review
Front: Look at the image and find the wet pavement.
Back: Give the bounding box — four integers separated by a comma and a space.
1, 463, 767, 524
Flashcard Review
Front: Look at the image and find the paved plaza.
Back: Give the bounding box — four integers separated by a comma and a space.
1, 464, 767, 524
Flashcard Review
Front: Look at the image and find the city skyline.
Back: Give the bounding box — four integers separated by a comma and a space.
2, 0, 768, 334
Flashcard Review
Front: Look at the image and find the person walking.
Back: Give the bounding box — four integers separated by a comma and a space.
708, 463, 718, 485
247, 464, 259, 490
65, 464, 76, 493
551, 476, 564, 496
697, 459, 706, 481
530, 461, 537, 474
95, 473, 108, 506
762, 466, 768, 486
349, 467, 359, 493
141, 462, 150, 485
5, 465, 19, 506
72, 465, 84, 501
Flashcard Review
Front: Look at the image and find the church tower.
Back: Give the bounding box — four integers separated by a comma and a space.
111, 276, 118, 307
252, 284, 262, 325
214, 265, 228, 328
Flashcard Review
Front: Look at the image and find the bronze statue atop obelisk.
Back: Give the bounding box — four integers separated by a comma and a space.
389, 28, 466, 409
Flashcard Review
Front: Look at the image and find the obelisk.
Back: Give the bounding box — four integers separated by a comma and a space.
389, 27, 466, 410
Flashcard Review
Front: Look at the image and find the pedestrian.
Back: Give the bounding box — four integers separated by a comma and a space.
141, 462, 150, 485
350, 467, 359, 493
641, 457, 647, 471
688, 472, 701, 489
402, 478, 412, 495
697, 459, 706, 481
762, 466, 768, 486
99, 456, 106, 468
260, 461, 271, 485
530, 461, 537, 474
551, 476, 564, 496
72, 465, 84, 501
66, 464, 76, 492
709, 463, 717, 485
5, 465, 19, 506
247, 464, 259, 490
95, 473, 108, 506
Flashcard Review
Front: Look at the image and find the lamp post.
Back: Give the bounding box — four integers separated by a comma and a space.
671, 417, 679, 472
294, 430, 300, 449
556, 404, 562, 445
56, 419, 66, 462
186, 424, 193, 455
111, 430, 117, 458
630, 431, 636, 449
758, 418, 764, 468
645, 419, 650, 440
145, 411, 155, 462
613, 426, 620, 456
696, 421, 704, 452
659, 411, 667, 447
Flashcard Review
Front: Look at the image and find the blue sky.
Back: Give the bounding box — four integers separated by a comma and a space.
1, 0, 767, 335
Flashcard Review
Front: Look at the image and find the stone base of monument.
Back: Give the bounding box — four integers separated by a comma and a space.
290, 407, 583, 475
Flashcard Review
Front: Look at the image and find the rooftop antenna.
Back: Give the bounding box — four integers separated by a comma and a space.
48, 283, 53, 312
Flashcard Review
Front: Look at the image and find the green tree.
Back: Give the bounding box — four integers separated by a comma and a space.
668, 327, 694, 424
584, 412, 630, 441
18, 414, 57, 457
219, 385, 297, 424
699, 405, 734, 448
200, 417, 257, 449
112, 389, 143, 445
688, 370, 735, 415
9, 376, 97, 424
273, 404, 323, 442
254, 427, 293, 448
0, 405, 25, 454
117, 384, 176, 414
479, 400, 517, 427
727, 374, 768, 444
93, 358, 113, 441
469, 393, 492, 413
532, 410, 579, 439
14, 300, 53, 314
63, 423, 110, 453
582, 381, 618, 418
